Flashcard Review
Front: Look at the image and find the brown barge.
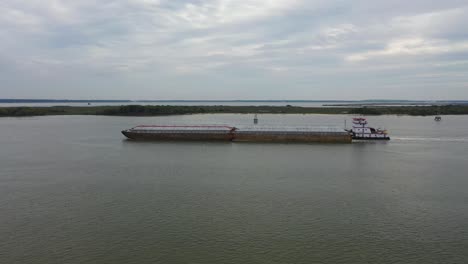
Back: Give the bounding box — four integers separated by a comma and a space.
122, 125, 352, 143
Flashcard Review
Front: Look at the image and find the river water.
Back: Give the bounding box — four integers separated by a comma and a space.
1, 114, 467, 264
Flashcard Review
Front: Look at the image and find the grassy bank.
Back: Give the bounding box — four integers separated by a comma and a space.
1, 104, 468, 117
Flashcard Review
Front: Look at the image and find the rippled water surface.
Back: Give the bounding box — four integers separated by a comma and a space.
1, 114, 468, 264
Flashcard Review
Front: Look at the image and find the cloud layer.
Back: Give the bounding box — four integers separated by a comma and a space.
1, 0, 468, 99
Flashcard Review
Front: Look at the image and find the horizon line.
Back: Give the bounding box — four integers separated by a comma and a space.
1, 99, 468, 102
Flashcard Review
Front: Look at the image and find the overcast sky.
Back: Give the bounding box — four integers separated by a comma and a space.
1, 0, 468, 100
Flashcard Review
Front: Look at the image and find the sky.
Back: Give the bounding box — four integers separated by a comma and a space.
1, 0, 468, 100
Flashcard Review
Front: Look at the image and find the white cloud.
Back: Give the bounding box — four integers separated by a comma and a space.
346, 38, 468, 62
172, 0, 302, 28
321, 24, 358, 39
389, 7, 468, 37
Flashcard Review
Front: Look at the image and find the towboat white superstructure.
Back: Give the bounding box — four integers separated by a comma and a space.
347, 118, 390, 140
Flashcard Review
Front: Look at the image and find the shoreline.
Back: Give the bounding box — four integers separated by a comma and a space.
1, 104, 468, 117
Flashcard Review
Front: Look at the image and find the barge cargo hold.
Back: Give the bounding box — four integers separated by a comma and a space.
122, 125, 352, 143
233, 126, 351, 143
121, 125, 236, 141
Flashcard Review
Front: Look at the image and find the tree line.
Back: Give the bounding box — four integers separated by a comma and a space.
1, 104, 468, 117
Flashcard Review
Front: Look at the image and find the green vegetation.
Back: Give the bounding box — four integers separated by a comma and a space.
348, 105, 468, 116
1, 104, 468, 117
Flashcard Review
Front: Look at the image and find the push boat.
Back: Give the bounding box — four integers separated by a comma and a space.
346, 117, 390, 140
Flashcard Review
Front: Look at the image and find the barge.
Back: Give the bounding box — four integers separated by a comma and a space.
233, 126, 351, 143
122, 118, 389, 143
122, 125, 352, 143
122, 125, 236, 141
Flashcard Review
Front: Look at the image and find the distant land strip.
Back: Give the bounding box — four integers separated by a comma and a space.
1, 105, 468, 117
0, 99, 132, 103
1, 99, 468, 104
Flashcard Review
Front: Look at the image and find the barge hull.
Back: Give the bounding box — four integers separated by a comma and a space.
352, 136, 390, 140
122, 131, 234, 141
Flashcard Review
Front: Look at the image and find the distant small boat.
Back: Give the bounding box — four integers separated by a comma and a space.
435, 116, 442, 121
